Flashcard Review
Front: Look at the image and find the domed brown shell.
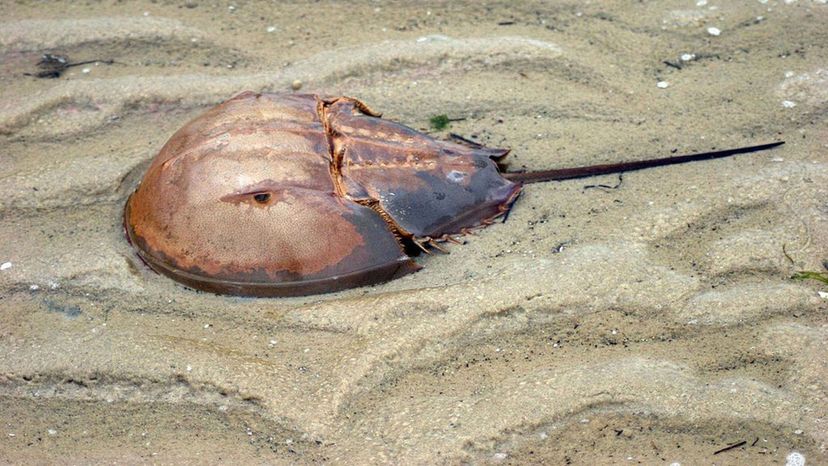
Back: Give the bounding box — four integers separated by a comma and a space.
124, 92, 521, 296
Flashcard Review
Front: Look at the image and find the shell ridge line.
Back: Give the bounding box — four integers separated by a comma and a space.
164, 124, 329, 169
321, 97, 415, 242
318, 96, 347, 198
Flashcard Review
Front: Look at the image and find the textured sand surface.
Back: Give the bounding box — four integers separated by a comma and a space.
1, 1, 827, 464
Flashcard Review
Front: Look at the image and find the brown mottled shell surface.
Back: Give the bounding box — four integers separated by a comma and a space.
125, 92, 520, 296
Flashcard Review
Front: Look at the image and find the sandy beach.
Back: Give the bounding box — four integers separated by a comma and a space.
1, 0, 827, 464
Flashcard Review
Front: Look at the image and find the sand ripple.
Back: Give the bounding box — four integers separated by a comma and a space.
1, 2, 826, 464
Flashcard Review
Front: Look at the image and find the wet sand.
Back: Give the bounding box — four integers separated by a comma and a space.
1, 1, 827, 464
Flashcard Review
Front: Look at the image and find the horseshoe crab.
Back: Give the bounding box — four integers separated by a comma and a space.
124, 91, 782, 297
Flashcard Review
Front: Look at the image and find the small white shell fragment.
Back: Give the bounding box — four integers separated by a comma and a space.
785, 451, 805, 466
681, 53, 696, 61
782, 100, 797, 108
657, 81, 670, 88
0, 262, 11, 271
266, 26, 276, 33
818, 291, 828, 299
707, 27, 721, 36
416, 34, 449, 43
785, 70, 795, 78
82, 67, 91, 73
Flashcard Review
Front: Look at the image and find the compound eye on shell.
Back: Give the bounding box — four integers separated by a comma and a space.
219, 188, 280, 206
253, 192, 271, 204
